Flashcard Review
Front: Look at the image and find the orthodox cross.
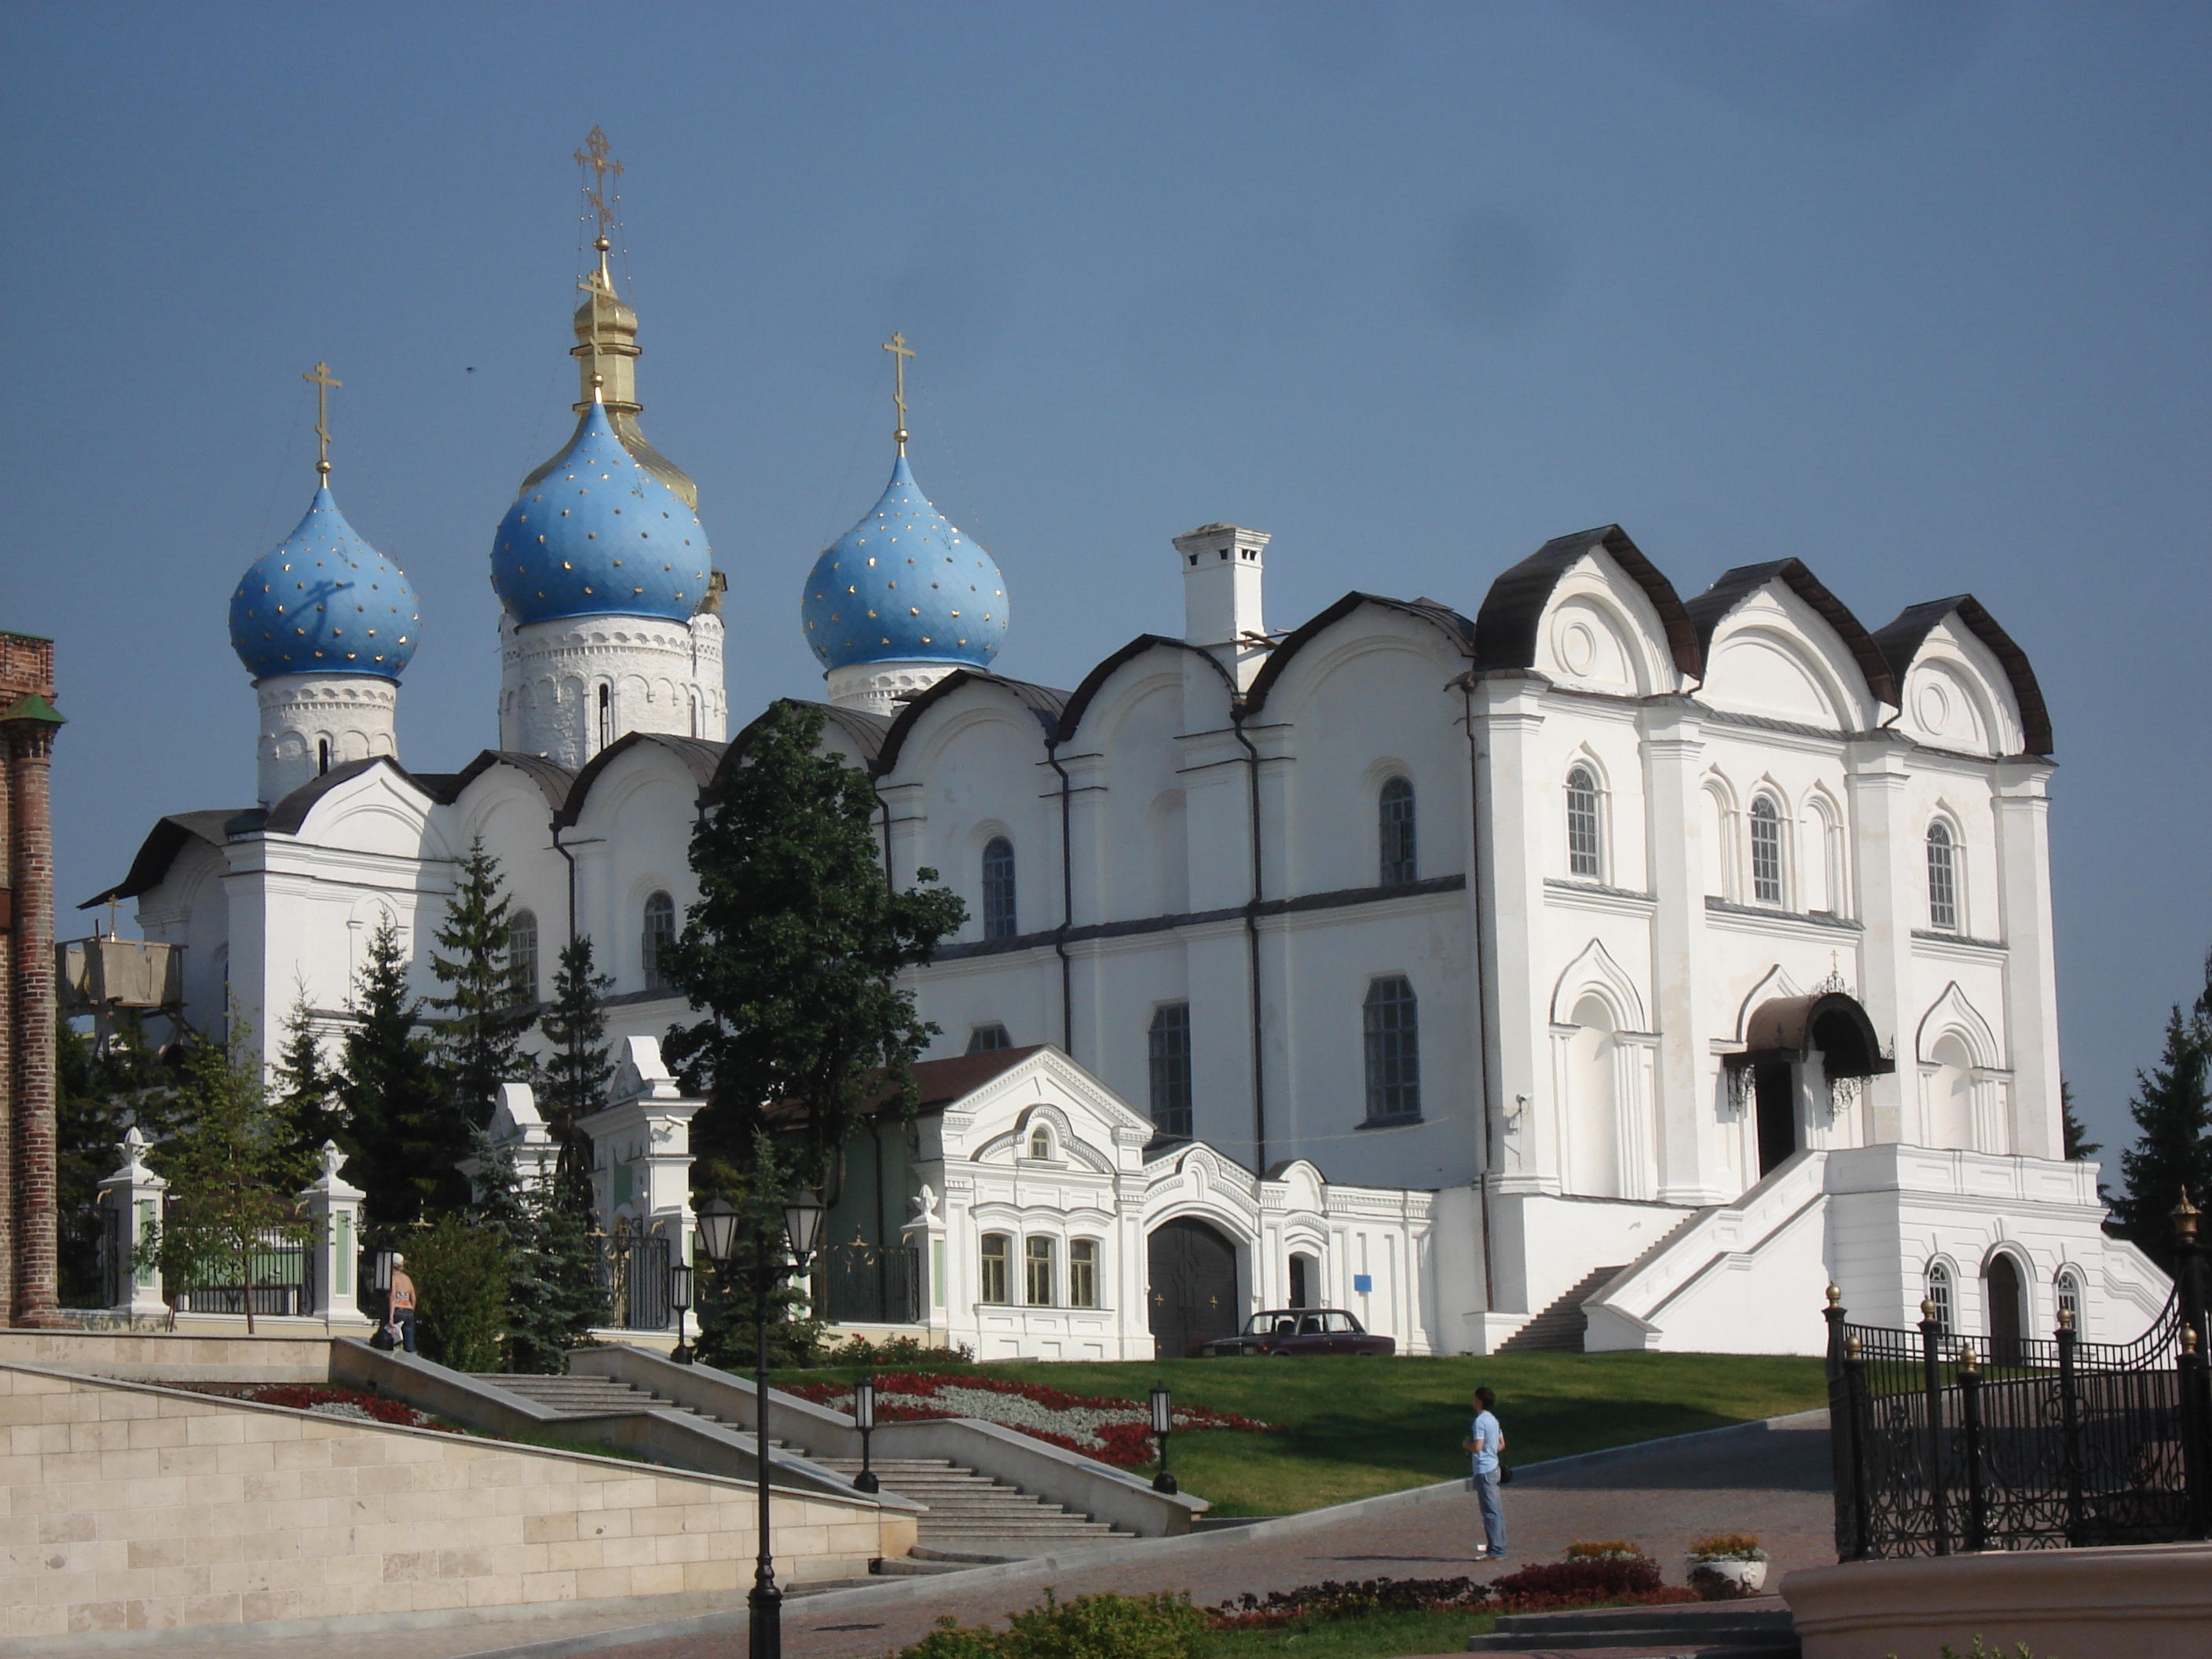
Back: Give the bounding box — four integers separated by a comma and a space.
882, 331, 914, 452
302, 361, 341, 479
574, 126, 624, 244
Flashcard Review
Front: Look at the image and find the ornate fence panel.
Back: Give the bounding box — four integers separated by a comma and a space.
597, 1229, 673, 1331
822, 1238, 923, 1326
168, 1227, 310, 1317
1828, 1215, 2210, 1558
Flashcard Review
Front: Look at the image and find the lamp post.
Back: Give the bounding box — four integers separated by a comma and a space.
852, 1375, 879, 1492
669, 1262, 694, 1365
1149, 1382, 1177, 1494
737, 1185, 825, 1659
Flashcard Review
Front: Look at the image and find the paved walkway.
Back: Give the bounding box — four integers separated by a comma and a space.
218, 1412, 1834, 1659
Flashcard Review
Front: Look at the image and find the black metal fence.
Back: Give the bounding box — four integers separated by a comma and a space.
169, 1228, 311, 1317
822, 1239, 923, 1325
599, 1230, 674, 1331
1827, 1220, 2210, 1558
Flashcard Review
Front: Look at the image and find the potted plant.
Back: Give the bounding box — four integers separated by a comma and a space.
1686, 1533, 1767, 1595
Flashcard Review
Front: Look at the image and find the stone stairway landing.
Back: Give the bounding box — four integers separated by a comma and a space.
1494, 1265, 1627, 1353
471, 1372, 797, 1452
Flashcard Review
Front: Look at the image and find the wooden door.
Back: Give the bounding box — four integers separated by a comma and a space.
1147, 1218, 1239, 1358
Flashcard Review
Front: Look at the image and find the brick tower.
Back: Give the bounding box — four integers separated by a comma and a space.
2, 631, 66, 1327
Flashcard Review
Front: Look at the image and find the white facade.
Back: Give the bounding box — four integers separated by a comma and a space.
253, 672, 398, 806
94, 261, 2170, 1361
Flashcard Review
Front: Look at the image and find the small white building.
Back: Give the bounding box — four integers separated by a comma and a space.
92, 213, 2172, 1359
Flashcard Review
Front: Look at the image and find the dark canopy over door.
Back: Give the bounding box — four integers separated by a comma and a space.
1147, 1218, 1239, 1358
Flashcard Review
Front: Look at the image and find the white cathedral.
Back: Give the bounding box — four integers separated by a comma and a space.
93, 208, 2171, 1362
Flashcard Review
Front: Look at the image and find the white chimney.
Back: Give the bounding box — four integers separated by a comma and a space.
1173, 522, 1270, 690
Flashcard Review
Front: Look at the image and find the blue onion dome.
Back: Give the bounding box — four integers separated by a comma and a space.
491, 397, 712, 626
229, 485, 419, 679
801, 456, 1007, 671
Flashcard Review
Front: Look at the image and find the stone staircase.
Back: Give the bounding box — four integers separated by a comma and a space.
1494, 1265, 1626, 1353
479, 1372, 1131, 1556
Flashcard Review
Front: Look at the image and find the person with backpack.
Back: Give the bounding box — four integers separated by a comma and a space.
387, 1253, 418, 1354
1462, 1385, 1507, 1560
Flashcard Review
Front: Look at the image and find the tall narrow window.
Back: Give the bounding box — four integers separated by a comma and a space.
1027, 1126, 1053, 1161
966, 1024, 1012, 1054
1148, 1002, 1193, 1137
1069, 1239, 1099, 1309
2056, 1268, 2082, 1330
1927, 821, 1958, 932
981, 836, 1017, 939
317, 738, 331, 776
1379, 776, 1417, 886
597, 683, 613, 753
1566, 766, 1602, 878
642, 891, 676, 990
1749, 796, 1785, 905
1362, 976, 1421, 1122
980, 1234, 1009, 1304
508, 909, 540, 1005
1024, 1236, 1055, 1306
1926, 1261, 1954, 1334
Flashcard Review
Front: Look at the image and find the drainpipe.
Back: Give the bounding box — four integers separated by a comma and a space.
1461, 679, 1499, 1314
1230, 709, 1267, 1175
877, 793, 893, 890
551, 815, 579, 947
1045, 741, 1075, 1057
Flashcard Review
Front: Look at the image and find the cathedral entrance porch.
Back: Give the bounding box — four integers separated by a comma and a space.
1147, 1216, 1240, 1359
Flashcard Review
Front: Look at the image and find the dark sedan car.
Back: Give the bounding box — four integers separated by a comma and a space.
1200, 1309, 1395, 1357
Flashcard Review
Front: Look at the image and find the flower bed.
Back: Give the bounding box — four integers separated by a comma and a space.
1209, 1569, 1696, 1632
247, 1384, 449, 1430
785, 1371, 1276, 1467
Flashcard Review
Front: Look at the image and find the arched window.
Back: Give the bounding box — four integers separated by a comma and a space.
1749, 796, 1785, 905
1566, 766, 1602, 878
642, 891, 676, 991
597, 683, 613, 753
1068, 1239, 1099, 1309
317, 738, 331, 777
1148, 1002, 1193, 1137
981, 836, 1017, 939
2056, 1268, 2082, 1331
1362, 976, 1420, 1122
1024, 1236, 1056, 1306
1925, 1261, 1954, 1334
1379, 777, 1417, 886
1927, 821, 1959, 932
1027, 1126, 1053, 1161
508, 909, 539, 1005
979, 1234, 1010, 1304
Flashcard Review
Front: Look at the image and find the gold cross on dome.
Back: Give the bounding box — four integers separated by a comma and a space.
882, 331, 914, 452
302, 361, 342, 478
574, 126, 624, 244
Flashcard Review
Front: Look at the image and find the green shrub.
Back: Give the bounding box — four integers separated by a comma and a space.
896, 1590, 1209, 1659
408, 1217, 511, 1373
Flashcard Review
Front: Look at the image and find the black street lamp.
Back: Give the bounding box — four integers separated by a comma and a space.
669, 1262, 694, 1365
1149, 1382, 1177, 1495
743, 1184, 826, 1659
851, 1375, 879, 1493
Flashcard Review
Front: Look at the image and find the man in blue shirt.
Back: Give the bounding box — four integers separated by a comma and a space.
1461, 1386, 1507, 1560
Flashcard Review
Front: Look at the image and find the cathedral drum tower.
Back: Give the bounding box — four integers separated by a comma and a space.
493, 143, 723, 766
228, 362, 419, 807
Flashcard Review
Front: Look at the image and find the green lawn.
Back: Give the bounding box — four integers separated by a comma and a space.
797, 1352, 1826, 1515
1208, 1608, 1499, 1658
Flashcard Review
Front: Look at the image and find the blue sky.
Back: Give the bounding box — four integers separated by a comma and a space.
4, 2, 2206, 1160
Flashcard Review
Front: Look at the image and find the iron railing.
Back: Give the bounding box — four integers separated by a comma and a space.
169, 1227, 311, 1317
598, 1229, 674, 1331
1827, 1212, 2210, 1558
822, 1239, 923, 1325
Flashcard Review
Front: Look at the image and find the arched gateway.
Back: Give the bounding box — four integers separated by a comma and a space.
1147, 1217, 1240, 1358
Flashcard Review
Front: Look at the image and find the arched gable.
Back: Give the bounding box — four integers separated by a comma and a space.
1241, 593, 1474, 717
1689, 561, 1893, 730
1056, 635, 1234, 745
1474, 525, 1701, 680
873, 671, 1067, 777
1734, 964, 1805, 1042
1872, 596, 2047, 757
1916, 981, 2001, 1071
280, 760, 452, 862
1551, 938, 1650, 1032
558, 731, 723, 829
720, 698, 891, 778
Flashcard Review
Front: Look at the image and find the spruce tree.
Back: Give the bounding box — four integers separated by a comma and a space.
273, 993, 345, 1163
2060, 1080, 2100, 1162
430, 839, 537, 1133
341, 919, 456, 1227
465, 1128, 606, 1372
2111, 949, 2212, 1269
661, 701, 967, 1188
539, 934, 615, 1185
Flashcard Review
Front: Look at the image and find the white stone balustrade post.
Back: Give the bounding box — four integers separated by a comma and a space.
300, 1140, 372, 1328
97, 1127, 167, 1316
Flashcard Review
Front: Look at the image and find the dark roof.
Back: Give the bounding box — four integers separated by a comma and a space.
722, 699, 894, 776
256, 757, 438, 837
1057, 635, 1236, 744
1683, 559, 1899, 709
444, 750, 578, 809
1730, 991, 1894, 1079
1870, 595, 2053, 756
873, 672, 1069, 775
1473, 526, 1701, 679
1242, 593, 1474, 716
80, 809, 244, 909
557, 733, 727, 827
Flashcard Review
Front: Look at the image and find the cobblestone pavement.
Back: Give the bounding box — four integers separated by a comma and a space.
438, 1412, 1835, 1659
